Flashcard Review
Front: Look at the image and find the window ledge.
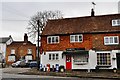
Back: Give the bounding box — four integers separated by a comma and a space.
74, 62, 88, 65
97, 65, 111, 67
104, 43, 119, 45
48, 60, 59, 61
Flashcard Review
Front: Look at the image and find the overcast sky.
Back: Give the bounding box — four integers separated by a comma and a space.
0, 0, 120, 42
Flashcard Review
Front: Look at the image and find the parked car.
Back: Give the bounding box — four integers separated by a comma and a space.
12, 60, 26, 67
29, 61, 37, 68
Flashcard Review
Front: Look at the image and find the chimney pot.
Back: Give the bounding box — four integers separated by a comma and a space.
91, 8, 95, 16
24, 33, 28, 42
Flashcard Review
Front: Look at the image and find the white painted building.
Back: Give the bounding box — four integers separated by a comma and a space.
41, 50, 120, 70
0, 36, 13, 62
41, 13, 120, 70
118, 1, 120, 13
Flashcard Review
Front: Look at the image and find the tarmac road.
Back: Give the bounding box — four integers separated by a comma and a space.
1, 68, 116, 80
2, 72, 79, 80
1, 72, 114, 80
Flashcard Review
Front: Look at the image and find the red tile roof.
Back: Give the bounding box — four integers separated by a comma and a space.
7, 41, 36, 47
42, 14, 120, 36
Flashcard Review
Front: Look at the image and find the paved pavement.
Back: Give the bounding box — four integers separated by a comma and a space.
21, 68, 120, 79
3, 67, 30, 74
0, 68, 2, 80
1, 67, 120, 79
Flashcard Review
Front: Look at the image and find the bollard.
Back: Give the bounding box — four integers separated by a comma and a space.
43, 65, 46, 72
39, 64, 42, 71
46, 64, 50, 72
56, 64, 59, 72
52, 65, 54, 72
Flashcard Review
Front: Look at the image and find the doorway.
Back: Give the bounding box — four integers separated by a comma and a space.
116, 53, 120, 69
66, 55, 72, 70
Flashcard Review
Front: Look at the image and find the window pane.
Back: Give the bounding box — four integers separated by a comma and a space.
79, 35, 82, 42
110, 37, 113, 43
53, 54, 55, 60
48, 37, 51, 44
117, 20, 120, 25
8, 56, 15, 61
70, 36, 74, 42
52, 37, 54, 43
113, 20, 116, 25
105, 37, 109, 44
49, 54, 51, 60
25, 56, 32, 60
56, 54, 59, 60
97, 53, 111, 66
75, 35, 78, 41
28, 49, 32, 54
55, 37, 58, 43
11, 49, 15, 54
114, 37, 118, 43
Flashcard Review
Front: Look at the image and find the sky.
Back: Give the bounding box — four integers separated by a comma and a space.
0, 0, 120, 42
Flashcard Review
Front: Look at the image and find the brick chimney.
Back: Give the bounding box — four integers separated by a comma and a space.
24, 33, 28, 42
91, 8, 95, 16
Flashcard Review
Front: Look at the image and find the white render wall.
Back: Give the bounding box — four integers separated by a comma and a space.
41, 51, 66, 68
111, 50, 120, 69
41, 50, 120, 70
0, 38, 13, 59
0, 43, 6, 58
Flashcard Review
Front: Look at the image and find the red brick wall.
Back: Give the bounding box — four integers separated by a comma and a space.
41, 33, 120, 52
6, 44, 36, 65
41, 34, 92, 51
92, 33, 120, 50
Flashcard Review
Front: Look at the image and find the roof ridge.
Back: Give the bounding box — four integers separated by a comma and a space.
48, 13, 120, 21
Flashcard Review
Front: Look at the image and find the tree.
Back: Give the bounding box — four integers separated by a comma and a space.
27, 10, 63, 42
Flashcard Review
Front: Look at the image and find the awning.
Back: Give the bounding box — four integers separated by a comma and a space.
62, 50, 89, 55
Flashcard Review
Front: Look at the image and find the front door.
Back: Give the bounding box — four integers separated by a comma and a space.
117, 53, 120, 69
66, 55, 72, 70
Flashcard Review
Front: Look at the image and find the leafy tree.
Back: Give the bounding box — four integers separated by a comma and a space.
27, 10, 63, 42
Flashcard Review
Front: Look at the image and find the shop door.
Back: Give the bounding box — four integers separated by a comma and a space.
66, 55, 72, 70
117, 53, 120, 69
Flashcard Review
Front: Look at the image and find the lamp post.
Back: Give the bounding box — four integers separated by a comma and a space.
37, 20, 40, 70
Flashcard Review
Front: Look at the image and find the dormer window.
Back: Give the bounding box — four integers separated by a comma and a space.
112, 19, 120, 26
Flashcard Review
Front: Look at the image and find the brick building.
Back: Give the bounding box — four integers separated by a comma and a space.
40, 9, 120, 70
6, 34, 36, 65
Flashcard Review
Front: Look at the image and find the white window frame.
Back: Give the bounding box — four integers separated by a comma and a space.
11, 49, 15, 54
27, 49, 32, 54
112, 19, 120, 26
70, 34, 83, 43
8, 56, 15, 61
49, 53, 59, 60
96, 52, 111, 66
73, 54, 89, 65
47, 36, 59, 44
25, 55, 32, 61
104, 36, 119, 45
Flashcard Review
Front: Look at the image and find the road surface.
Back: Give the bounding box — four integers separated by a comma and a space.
1, 68, 114, 80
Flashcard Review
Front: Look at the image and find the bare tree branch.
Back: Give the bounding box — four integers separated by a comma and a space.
27, 10, 63, 42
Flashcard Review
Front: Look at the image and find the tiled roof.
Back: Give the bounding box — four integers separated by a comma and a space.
42, 14, 120, 36
0, 37, 10, 43
7, 41, 36, 47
